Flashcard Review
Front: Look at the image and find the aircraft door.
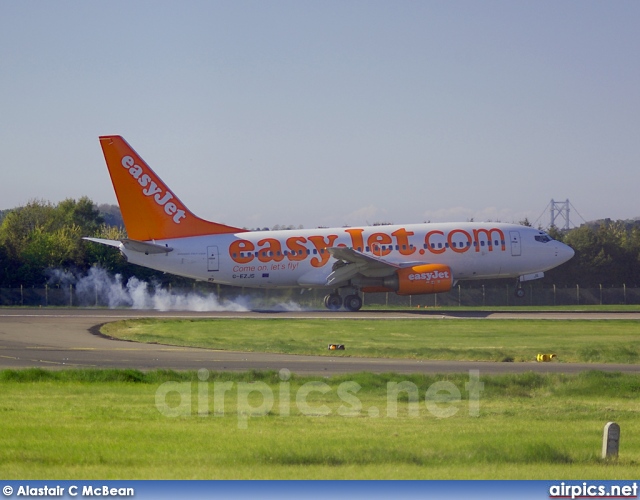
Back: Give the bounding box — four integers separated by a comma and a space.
509, 231, 521, 257
207, 246, 219, 271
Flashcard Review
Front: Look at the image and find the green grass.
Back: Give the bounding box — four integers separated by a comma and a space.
101, 318, 640, 363
0, 369, 638, 479
363, 299, 640, 313
362, 304, 640, 311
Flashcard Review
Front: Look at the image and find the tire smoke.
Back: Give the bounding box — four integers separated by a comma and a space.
46, 266, 249, 312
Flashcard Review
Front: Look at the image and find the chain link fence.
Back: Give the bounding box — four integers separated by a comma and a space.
2, 283, 639, 308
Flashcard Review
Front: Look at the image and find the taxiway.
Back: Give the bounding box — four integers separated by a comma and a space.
1, 308, 638, 374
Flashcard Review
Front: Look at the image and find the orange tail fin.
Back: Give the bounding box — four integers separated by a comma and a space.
99, 136, 245, 241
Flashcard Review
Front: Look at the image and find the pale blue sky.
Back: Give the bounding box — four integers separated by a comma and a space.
1, 1, 638, 229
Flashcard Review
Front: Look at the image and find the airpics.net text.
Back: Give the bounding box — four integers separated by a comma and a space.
155, 369, 484, 429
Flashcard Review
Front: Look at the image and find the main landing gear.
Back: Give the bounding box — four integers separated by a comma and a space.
514, 280, 525, 299
323, 291, 363, 312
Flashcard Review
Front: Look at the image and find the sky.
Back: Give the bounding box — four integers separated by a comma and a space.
1, 1, 638, 230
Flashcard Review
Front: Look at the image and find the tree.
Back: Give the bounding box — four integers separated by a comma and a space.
518, 217, 532, 227
97, 204, 124, 228
0, 198, 108, 285
552, 222, 640, 287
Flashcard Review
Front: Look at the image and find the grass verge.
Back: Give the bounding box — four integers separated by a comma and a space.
101, 318, 640, 363
0, 369, 638, 479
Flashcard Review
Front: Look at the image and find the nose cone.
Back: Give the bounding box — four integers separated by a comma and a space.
558, 243, 575, 264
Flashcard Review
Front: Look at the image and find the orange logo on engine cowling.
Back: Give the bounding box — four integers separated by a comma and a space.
408, 269, 450, 281
396, 264, 453, 296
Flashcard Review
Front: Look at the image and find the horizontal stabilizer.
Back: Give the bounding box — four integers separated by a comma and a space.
122, 239, 173, 254
82, 237, 121, 248
83, 237, 173, 254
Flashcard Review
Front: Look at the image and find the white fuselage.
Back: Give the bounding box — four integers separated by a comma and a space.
121, 222, 574, 289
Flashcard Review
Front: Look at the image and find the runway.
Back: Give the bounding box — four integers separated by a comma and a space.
1, 308, 639, 375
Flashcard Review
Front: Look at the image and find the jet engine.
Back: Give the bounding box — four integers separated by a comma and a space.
360, 264, 453, 296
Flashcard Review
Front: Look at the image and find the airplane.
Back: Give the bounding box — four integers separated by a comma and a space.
85, 136, 575, 311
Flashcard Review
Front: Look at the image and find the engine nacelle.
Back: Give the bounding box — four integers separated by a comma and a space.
386, 264, 453, 296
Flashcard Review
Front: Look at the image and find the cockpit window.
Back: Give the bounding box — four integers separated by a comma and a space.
535, 233, 552, 243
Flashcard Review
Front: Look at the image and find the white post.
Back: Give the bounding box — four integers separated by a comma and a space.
602, 422, 620, 459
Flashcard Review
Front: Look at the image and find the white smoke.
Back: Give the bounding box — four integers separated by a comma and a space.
47, 266, 249, 312
264, 300, 305, 312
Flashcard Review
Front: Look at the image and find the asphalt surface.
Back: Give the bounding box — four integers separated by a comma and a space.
1, 308, 639, 375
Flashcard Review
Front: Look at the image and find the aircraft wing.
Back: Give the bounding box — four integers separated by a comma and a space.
328, 247, 400, 268
325, 247, 402, 286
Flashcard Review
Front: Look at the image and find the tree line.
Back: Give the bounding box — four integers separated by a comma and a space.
1, 198, 639, 288
545, 220, 640, 287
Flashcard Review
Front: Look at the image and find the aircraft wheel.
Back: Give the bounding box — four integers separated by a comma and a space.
344, 294, 363, 312
324, 293, 343, 311
515, 287, 525, 299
